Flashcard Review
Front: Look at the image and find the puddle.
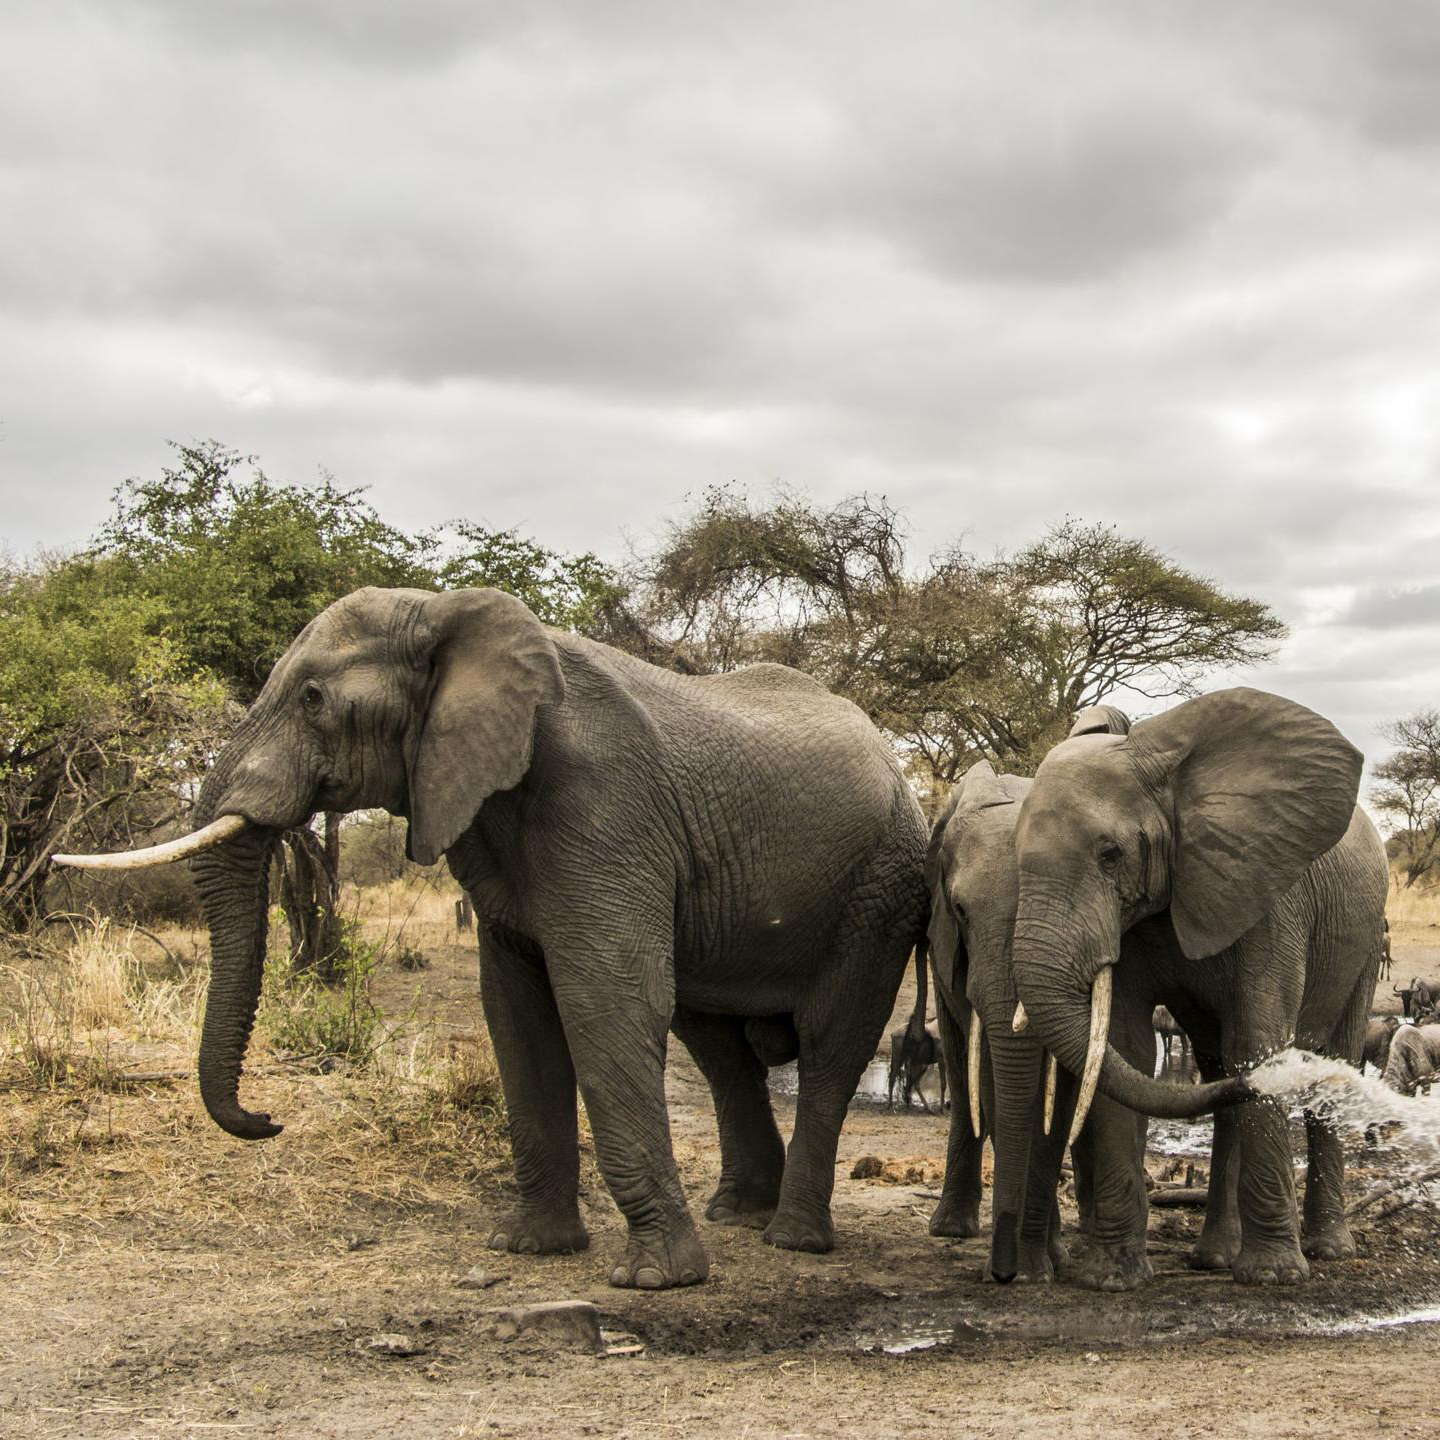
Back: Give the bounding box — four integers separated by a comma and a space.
855, 1298, 1440, 1355
1308, 1305, 1440, 1336
769, 1056, 945, 1110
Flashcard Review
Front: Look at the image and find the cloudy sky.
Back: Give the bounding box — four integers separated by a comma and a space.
3, 1, 1438, 771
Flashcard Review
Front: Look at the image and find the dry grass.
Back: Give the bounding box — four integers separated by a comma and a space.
0, 884, 511, 1243
1387, 870, 1440, 928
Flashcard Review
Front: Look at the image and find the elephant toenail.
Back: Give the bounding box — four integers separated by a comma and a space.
610, 1265, 630, 1286
679, 1269, 701, 1284
635, 1266, 666, 1289
488, 1233, 509, 1251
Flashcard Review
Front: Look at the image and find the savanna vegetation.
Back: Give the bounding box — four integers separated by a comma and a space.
3, 442, 1429, 1185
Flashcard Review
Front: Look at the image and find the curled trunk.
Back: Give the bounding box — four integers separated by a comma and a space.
1013, 904, 1249, 1119
191, 825, 284, 1140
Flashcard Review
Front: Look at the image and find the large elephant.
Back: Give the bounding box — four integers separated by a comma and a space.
925, 733, 1237, 1286
56, 586, 929, 1289
1010, 687, 1388, 1285
1382, 1024, 1440, 1094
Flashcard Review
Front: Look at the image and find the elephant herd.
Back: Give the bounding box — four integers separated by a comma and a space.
55, 585, 1394, 1296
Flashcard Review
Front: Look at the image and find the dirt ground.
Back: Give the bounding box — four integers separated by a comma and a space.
4, 918, 1440, 1439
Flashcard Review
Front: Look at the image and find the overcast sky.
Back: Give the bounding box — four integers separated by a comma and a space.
3, 1, 1438, 772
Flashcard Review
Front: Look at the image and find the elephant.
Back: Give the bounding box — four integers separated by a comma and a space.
1363, 1016, 1402, 1076
923, 745, 1235, 1286
1009, 687, 1388, 1286
1382, 1024, 1440, 1094
54, 585, 929, 1289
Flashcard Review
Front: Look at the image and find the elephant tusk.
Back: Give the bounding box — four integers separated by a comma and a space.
967, 1009, 984, 1139
1012, 1000, 1029, 1034
1042, 1052, 1058, 1137
51, 814, 250, 871
1068, 966, 1112, 1146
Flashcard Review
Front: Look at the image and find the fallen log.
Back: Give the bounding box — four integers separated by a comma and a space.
1345, 1164, 1440, 1218
1148, 1187, 1209, 1208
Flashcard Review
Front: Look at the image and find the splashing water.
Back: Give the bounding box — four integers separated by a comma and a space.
1247, 1047, 1440, 1164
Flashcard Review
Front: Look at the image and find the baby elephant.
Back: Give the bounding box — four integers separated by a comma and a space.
1382, 1024, 1440, 1094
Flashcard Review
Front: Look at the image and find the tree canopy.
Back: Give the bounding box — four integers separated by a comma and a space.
1371, 710, 1440, 888
97, 440, 622, 703
633, 488, 1285, 792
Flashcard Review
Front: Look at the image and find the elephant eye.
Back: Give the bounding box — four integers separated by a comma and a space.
300, 681, 325, 712
1098, 841, 1124, 872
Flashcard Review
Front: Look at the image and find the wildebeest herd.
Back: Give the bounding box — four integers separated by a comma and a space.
54, 585, 1413, 1295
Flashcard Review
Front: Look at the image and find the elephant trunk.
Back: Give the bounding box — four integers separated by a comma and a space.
191, 823, 283, 1140
985, 1025, 1042, 1284
1012, 895, 1249, 1122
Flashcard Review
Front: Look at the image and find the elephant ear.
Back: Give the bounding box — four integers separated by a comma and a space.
1128, 687, 1361, 960
925, 798, 965, 1001
1070, 704, 1131, 738
955, 759, 1018, 812
406, 588, 565, 865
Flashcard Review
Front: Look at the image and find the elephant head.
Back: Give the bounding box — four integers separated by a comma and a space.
1011, 687, 1363, 1140
53, 586, 565, 1140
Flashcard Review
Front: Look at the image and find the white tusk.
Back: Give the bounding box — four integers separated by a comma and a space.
1068, 966, 1112, 1146
51, 814, 250, 871
967, 1009, 984, 1139
1012, 1001, 1029, 1034
1042, 1052, 1058, 1137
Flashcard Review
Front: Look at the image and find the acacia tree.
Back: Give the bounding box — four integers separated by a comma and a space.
634, 490, 1285, 798
1371, 710, 1440, 888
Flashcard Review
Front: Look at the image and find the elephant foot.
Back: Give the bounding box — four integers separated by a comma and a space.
609, 1226, 709, 1289
705, 1175, 782, 1227
487, 1208, 590, 1257
1302, 1223, 1357, 1262
985, 1238, 1059, 1284
1187, 1241, 1237, 1272
928, 1195, 981, 1239
1188, 1224, 1241, 1272
763, 1207, 835, 1254
1232, 1243, 1309, 1286
1067, 1241, 1153, 1292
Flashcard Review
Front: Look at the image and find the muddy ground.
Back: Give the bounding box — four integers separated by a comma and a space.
4, 920, 1440, 1438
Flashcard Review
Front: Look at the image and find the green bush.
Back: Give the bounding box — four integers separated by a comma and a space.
259, 919, 383, 1066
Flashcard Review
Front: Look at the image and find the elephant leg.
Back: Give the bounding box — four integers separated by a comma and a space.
1066, 992, 1153, 1291
1230, 1095, 1308, 1285
765, 926, 911, 1254
548, 928, 707, 1290
1302, 973, 1369, 1262
671, 1007, 786, 1227
1013, 1063, 1077, 1283
929, 993, 982, 1239
1188, 1049, 1241, 1271
479, 928, 589, 1258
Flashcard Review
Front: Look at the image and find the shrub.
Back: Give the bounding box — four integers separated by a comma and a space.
259, 919, 385, 1066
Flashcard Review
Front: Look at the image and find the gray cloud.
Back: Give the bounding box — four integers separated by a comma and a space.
4, 0, 1440, 786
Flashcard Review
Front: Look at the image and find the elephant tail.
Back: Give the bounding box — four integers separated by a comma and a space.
905, 939, 930, 1043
